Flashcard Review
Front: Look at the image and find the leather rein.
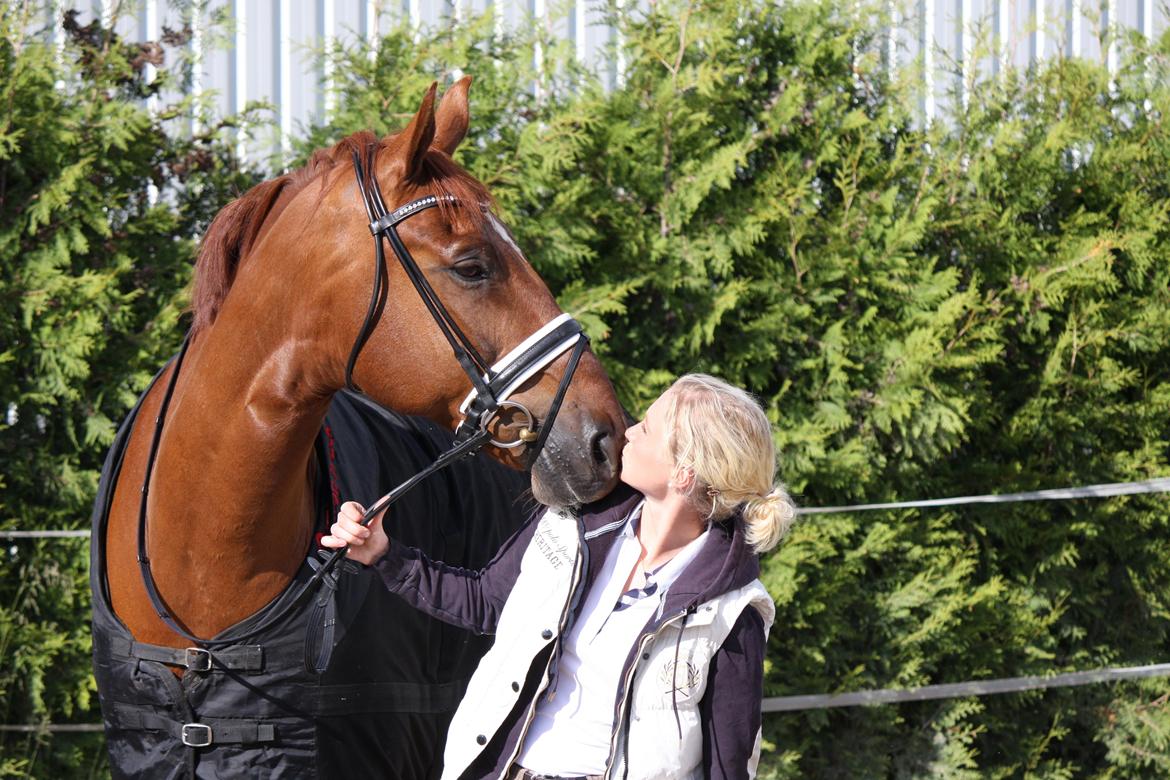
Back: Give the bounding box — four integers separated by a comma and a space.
134, 147, 588, 648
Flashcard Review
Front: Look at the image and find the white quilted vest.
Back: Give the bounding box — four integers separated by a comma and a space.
441, 508, 776, 780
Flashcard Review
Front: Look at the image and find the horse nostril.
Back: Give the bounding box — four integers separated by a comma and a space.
591, 433, 607, 466
589, 425, 615, 468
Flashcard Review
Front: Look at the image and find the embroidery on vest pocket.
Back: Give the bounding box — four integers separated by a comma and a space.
658, 659, 701, 700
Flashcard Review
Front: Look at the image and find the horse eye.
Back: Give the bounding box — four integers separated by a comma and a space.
452, 260, 489, 282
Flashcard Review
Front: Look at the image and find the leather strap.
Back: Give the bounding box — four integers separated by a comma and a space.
108, 636, 265, 672
306, 554, 341, 674
457, 317, 585, 418
110, 704, 277, 746
506, 767, 603, 780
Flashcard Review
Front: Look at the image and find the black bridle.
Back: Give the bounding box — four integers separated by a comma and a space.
135, 146, 588, 648
345, 144, 587, 452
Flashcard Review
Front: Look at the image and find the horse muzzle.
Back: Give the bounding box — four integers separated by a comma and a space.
529, 407, 622, 508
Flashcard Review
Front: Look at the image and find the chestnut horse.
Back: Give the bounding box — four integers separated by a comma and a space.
92, 77, 625, 778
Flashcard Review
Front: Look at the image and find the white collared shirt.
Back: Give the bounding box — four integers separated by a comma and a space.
516, 503, 709, 776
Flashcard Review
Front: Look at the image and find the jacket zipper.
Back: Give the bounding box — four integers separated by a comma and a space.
602, 609, 689, 779
497, 514, 589, 779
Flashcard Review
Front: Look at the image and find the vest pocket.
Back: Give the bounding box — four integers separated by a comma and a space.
634, 629, 715, 710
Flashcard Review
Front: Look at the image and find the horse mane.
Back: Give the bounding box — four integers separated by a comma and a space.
190, 130, 495, 333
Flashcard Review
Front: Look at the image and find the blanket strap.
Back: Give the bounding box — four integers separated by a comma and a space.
108, 636, 266, 672
110, 704, 277, 747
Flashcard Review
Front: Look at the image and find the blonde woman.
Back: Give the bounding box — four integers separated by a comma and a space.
323, 374, 796, 780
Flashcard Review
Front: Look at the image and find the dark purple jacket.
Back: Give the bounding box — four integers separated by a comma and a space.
374, 484, 768, 779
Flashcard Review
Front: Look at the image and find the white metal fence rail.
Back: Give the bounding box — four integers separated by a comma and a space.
761, 662, 1170, 712
7, 659, 1170, 729
5, 476, 1169, 539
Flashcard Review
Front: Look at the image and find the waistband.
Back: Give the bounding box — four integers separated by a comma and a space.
507, 766, 603, 780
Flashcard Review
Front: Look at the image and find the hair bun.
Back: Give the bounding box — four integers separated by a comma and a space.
741, 484, 797, 554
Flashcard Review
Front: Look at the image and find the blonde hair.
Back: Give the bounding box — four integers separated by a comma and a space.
661, 374, 796, 553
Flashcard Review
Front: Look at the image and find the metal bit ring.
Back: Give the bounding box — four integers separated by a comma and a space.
479, 400, 538, 449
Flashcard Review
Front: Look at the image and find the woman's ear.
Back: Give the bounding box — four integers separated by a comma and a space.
669, 466, 696, 495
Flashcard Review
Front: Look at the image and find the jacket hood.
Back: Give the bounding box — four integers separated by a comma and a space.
660, 510, 760, 615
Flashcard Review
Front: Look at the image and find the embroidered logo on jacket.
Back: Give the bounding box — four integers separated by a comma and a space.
658, 660, 701, 699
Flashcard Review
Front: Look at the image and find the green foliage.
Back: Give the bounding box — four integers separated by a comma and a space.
0, 3, 258, 776
4, 0, 1170, 776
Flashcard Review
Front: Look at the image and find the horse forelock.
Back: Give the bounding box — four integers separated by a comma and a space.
190, 130, 500, 334
408, 150, 496, 236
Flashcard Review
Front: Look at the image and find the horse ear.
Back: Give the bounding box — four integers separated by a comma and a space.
433, 75, 472, 156
394, 82, 438, 181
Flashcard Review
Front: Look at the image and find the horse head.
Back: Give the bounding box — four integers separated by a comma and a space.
190, 77, 625, 507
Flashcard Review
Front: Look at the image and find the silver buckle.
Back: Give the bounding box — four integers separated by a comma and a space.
181, 722, 213, 747
184, 647, 212, 672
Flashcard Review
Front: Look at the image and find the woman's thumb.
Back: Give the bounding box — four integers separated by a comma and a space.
361, 502, 389, 533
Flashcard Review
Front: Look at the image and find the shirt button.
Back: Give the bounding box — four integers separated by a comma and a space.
541, 629, 553, 640
511, 681, 520, 692
476, 734, 487, 745
642, 652, 650, 660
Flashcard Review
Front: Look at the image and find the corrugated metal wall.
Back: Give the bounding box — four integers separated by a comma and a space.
44, 1, 1170, 161
897, 0, 1166, 118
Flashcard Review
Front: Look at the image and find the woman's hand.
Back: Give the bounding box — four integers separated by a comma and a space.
320, 500, 390, 566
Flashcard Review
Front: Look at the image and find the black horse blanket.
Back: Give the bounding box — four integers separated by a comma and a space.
90, 388, 533, 778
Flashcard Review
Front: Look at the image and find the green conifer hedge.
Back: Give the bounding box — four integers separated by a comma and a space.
2, 0, 1169, 776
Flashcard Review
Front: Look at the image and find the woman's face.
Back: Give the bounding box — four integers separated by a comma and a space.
619, 393, 678, 498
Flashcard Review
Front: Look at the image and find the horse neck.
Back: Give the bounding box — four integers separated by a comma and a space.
140, 316, 331, 638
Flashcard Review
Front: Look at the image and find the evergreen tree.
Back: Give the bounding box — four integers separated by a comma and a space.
4, 0, 1169, 776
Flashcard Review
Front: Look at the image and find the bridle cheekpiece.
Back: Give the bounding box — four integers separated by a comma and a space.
346, 145, 588, 454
